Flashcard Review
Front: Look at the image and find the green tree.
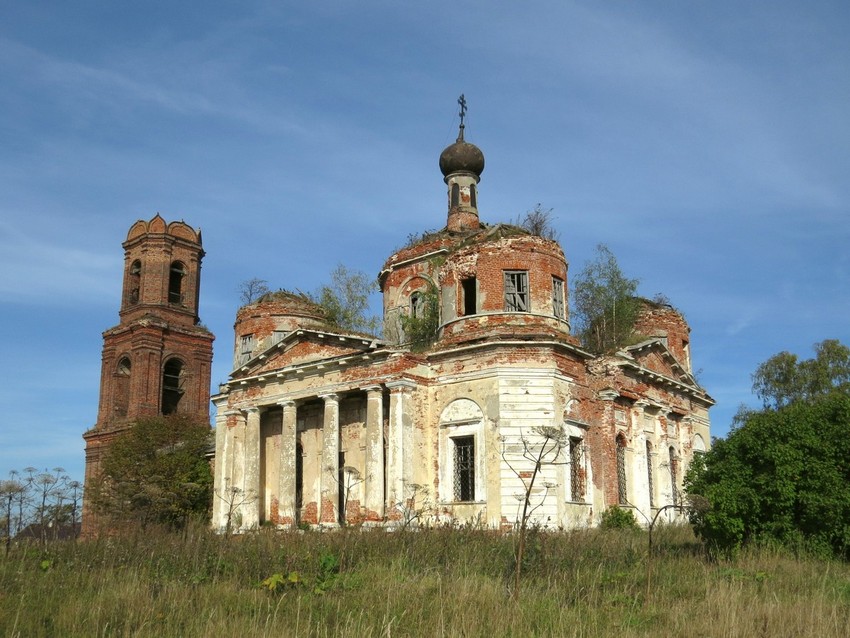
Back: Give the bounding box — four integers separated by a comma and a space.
399, 283, 439, 351
90, 415, 213, 529
572, 244, 640, 353
752, 339, 850, 409
311, 264, 380, 335
685, 392, 850, 559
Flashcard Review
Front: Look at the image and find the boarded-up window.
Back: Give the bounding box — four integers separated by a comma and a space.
504, 271, 529, 312
239, 334, 254, 365
552, 276, 565, 319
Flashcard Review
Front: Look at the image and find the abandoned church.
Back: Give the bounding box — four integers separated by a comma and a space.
84, 110, 712, 534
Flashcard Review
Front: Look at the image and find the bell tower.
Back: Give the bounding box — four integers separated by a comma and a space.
82, 214, 214, 534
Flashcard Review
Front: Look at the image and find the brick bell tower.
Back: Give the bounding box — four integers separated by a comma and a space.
82, 214, 214, 534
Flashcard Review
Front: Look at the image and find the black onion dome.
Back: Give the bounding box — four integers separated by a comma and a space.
439, 139, 485, 177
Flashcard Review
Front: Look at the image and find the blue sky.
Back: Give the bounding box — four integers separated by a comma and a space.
2, 1, 848, 482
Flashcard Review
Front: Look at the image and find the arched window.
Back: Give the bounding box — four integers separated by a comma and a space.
669, 446, 679, 506
161, 358, 184, 414
168, 262, 185, 304
450, 183, 460, 208
616, 434, 628, 505
646, 441, 654, 508
128, 260, 141, 304
469, 183, 477, 208
114, 356, 131, 417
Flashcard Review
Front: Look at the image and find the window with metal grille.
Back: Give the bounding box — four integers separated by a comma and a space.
453, 436, 475, 502
569, 437, 584, 501
616, 435, 628, 505
669, 447, 678, 506
504, 271, 529, 312
646, 441, 655, 508
552, 276, 565, 319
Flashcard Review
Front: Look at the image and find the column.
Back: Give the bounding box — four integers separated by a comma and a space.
386, 380, 416, 515
242, 407, 261, 529
319, 394, 340, 525
211, 403, 228, 529
277, 400, 298, 526
363, 386, 384, 521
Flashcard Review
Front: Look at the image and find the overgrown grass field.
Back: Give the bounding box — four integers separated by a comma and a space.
3, 524, 850, 637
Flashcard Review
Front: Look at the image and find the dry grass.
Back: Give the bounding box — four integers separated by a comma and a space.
2, 523, 850, 637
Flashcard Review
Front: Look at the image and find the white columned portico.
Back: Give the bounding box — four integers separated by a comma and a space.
386, 379, 417, 516
363, 385, 385, 520
277, 400, 298, 526
319, 393, 340, 525
242, 407, 261, 529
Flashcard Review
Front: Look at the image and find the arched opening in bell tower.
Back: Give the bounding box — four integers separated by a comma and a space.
168, 261, 185, 304
161, 358, 184, 414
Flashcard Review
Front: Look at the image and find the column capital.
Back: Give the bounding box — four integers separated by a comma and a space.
223, 409, 241, 417
386, 379, 417, 392
597, 388, 619, 401
277, 399, 297, 408
242, 406, 261, 415
319, 393, 339, 403
362, 385, 383, 395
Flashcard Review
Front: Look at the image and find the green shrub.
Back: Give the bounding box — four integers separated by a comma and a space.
600, 505, 639, 530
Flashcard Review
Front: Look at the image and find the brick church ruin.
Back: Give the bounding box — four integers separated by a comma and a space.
85, 106, 712, 533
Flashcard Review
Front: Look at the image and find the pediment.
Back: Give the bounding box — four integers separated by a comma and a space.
622, 339, 695, 386
230, 329, 379, 379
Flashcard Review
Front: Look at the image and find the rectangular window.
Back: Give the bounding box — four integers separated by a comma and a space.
504, 271, 529, 312
569, 437, 584, 501
453, 436, 475, 502
461, 278, 477, 316
552, 276, 565, 319
239, 334, 254, 365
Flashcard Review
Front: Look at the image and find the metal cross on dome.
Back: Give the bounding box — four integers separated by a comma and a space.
457, 94, 467, 140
